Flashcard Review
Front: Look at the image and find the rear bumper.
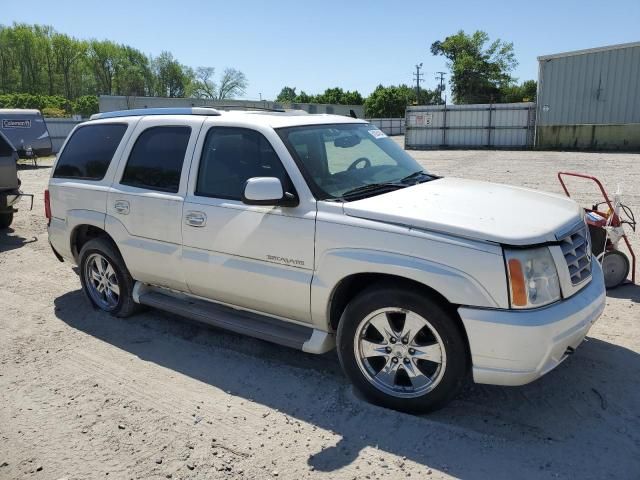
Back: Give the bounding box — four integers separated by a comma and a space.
458, 259, 606, 386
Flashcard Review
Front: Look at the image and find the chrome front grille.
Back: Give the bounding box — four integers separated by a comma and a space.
560, 224, 592, 285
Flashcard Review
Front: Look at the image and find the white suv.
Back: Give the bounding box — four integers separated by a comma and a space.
46, 107, 606, 412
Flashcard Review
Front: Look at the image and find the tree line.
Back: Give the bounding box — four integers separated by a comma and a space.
1, 24, 535, 118
0, 23, 248, 116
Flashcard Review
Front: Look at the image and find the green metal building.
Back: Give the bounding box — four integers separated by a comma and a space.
536, 41, 640, 150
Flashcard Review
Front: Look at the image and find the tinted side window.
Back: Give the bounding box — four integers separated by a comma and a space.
121, 126, 191, 193
53, 124, 127, 180
196, 128, 290, 200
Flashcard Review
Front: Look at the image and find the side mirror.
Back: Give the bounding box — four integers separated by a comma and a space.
242, 177, 298, 207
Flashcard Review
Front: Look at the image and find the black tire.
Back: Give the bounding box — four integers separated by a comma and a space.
79, 237, 140, 318
0, 212, 14, 229
602, 250, 630, 289
337, 286, 468, 413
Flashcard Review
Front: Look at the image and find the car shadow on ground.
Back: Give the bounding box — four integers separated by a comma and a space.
53, 290, 640, 479
17, 161, 52, 170
606, 283, 640, 303
0, 228, 37, 253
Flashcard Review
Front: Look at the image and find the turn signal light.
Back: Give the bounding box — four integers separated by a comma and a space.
507, 258, 527, 307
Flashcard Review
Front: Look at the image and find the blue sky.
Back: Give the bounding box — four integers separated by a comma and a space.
4, 0, 639, 101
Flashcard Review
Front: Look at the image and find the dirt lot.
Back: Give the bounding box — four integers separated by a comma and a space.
1, 142, 639, 480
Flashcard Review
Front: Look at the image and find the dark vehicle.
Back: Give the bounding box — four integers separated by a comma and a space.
0, 131, 33, 229
0, 109, 53, 159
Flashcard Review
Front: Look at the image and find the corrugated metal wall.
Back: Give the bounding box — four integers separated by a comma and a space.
537, 42, 640, 125
405, 103, 536, 149
98, 96, 365, 119
44, 118, 81, 153
366, 118, 405, 136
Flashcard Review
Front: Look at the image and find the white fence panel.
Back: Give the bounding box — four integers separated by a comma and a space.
405, 103, 536, 149
366, 118, 405, 136
45, 118, 82, 153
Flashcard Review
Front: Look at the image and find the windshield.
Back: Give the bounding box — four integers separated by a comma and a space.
277, 123, 428, 200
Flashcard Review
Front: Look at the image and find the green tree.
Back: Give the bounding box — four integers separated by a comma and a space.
35, 25, 57, 95
276, 86, 297, 103
314, 87, 364, 105
9, 24, 44, 94
0, 26, 18, 94
73, 95, 99, 117
153, 51, 190, 97
364, 84, 438, 117
431, 30, 517, 104
294, 91, 314, 103
52, 32, 86, 99
116, 46, 154, 97
0, 22, 247, 104
88, 40, 120, 95
501, 79, 537, 103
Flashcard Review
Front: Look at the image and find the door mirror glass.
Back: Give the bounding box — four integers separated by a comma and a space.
242, 177, 294, 206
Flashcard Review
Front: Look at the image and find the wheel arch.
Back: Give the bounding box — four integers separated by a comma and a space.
329, 272, 457, 329
70, 224, 120, 262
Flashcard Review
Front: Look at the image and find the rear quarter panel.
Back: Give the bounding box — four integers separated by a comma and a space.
47, 119, 139, 261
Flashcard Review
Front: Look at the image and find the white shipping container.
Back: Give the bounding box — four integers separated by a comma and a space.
405, 103, 536, 149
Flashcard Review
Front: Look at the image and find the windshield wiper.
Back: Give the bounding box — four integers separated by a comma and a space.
399, 170, 439, 183
340, 182, 406, 199
336, 172, 439, 201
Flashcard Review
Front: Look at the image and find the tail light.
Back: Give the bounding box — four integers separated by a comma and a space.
44, 189, 51, 221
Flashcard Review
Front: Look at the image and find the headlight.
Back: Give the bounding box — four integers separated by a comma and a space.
504, 247, 561, 309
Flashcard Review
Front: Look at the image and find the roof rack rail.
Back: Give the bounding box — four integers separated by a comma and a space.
206, 105, 286, 113
90, 107, 221, 120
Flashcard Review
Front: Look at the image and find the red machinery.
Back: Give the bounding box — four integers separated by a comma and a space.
558, 172, 636, 288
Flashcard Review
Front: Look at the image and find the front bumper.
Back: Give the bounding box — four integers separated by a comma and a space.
458, 259, 606, 386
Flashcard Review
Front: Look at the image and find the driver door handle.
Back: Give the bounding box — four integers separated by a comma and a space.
185, 211, 207, 227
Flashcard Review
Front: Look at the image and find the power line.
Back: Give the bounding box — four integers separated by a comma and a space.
413, 63, 423, 104
435, 72, 446, 105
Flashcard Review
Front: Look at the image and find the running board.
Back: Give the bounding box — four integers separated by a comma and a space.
137, 289, 319, 351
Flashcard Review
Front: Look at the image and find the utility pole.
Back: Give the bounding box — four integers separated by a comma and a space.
435, 72, 446, 105
413, 63, 423, 105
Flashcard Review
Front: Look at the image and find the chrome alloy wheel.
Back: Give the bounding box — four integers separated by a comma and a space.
354, 307, 447, 398
84, 252, 120, 310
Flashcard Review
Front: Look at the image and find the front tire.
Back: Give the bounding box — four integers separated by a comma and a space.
0, 211, 14, 229
337, 286, 468, 413
79, 237, 139, 317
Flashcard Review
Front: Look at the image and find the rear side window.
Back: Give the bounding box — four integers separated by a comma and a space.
120, 126, 191, 193
53, 124, 127, 180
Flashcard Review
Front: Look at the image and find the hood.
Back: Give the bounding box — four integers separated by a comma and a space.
342, 177, 583, 245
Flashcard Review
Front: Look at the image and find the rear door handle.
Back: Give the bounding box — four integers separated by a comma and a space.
114, 200, 130, 215
185, 211, 207, 227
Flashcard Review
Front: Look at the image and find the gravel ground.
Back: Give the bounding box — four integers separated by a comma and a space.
1, 141, 639, 480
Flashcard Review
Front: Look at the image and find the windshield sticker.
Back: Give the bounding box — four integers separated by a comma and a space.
368, 129, 387, 139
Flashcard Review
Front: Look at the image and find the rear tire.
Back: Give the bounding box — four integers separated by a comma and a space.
79, 237, 139, 318
337, 286, 468, 413
0, 212, 14, 229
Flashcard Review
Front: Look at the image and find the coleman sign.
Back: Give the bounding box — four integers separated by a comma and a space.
2, 119, 31, 129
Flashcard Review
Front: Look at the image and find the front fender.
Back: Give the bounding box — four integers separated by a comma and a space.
311, 248, 502, 330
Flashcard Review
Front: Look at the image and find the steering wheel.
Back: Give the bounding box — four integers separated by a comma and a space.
347, 157, 371, 171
